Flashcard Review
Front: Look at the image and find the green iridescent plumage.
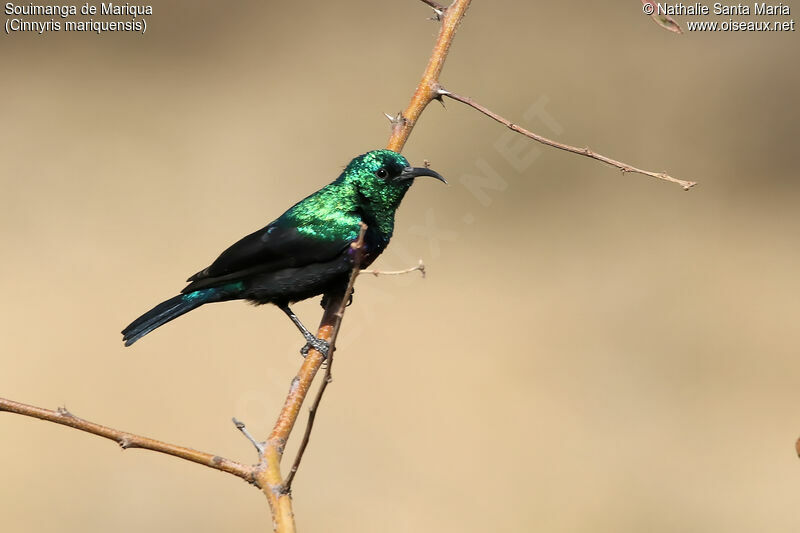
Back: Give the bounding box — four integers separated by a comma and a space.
122, 149, 446, 352
286, 150, 414, 241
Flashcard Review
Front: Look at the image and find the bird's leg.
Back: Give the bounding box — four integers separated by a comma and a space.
278, 304, 330, 358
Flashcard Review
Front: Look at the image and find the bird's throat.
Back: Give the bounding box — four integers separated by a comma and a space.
358, 183, 409, 238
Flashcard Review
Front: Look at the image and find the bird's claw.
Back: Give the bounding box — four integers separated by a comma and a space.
300, 337, 330, 359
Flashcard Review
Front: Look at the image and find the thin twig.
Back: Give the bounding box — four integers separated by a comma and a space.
0, 397, 257, 485
284, 224, 368, 491
438, 87, 697, 191
233, 417, 265, 457
361, 260, 426, 278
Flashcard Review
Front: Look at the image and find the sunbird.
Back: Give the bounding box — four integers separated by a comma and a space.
122, 149, 446, 356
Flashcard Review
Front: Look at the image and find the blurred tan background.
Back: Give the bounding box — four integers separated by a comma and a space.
1, 1, 799, 531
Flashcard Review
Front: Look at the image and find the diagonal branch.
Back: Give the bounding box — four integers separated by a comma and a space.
387, 0, 472, 152
283, 223, 368, 492
256, 341, 326, 532
0, 397, 256, 484
247, 3, 475, 527
642, 1, 683, 34
254, 225, 369, 532
438, 87, 697, 191
233, 417, 266, 457
419, 0, 446, 13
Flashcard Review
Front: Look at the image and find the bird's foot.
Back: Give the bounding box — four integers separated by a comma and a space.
300, 337, 330, 359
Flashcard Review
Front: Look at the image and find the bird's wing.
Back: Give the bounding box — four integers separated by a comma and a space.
182, 220, 354, 293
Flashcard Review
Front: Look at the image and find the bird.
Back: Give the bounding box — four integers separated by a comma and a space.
121, 149, 446, 356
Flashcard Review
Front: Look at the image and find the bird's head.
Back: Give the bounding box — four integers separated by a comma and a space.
341, 149, 446, 209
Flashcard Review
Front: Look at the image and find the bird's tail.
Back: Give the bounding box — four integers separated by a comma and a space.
122, 289, 223, 346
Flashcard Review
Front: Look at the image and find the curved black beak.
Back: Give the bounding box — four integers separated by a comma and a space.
398, 166, 447, 184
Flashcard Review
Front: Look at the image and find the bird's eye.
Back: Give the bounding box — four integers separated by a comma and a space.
376, 167, 389, 179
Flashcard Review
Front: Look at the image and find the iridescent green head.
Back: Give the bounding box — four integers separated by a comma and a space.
339, 149, 446, 210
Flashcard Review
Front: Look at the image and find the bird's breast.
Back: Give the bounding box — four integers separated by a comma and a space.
352, 226, 391, 268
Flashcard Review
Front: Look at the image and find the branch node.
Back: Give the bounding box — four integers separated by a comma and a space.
56, 406, 74, 418
385, 111, 407, 129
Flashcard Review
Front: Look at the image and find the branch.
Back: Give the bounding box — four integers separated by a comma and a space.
387, 0, 472, 152
284, 224, 368, 491
438, 87, 697, 191
233, 417, 265, 457
259, 3, 477, 520
2, 4, 697, 533
255, 343, 324, 532
419, 0, 445, 13
361, 260, 426, 278
253, 225, 369, 532
642, 1, 683, 34
0, 397, 256, 484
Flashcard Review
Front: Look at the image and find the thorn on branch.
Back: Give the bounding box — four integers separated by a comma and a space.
386, 112, 407, 128
419, 0, 445, 20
